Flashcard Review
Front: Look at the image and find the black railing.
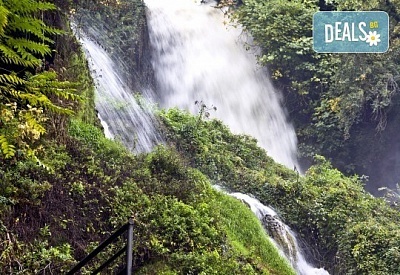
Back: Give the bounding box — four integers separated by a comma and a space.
67, 219, 134, 275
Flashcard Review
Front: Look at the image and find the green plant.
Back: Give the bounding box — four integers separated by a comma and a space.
0, 0, 81, 160
160, 109, 400, 274
232, 0, 400, 184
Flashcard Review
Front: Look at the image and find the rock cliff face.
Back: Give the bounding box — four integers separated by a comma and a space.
262, 214, 298, 265
73, 1, 155, 93
136, 17, 155, 92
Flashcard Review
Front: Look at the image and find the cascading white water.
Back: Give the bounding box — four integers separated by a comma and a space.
230, 193, 330, 275
76, 33, 163, 153
145, 0, 299, 168
75, 2, 323, 272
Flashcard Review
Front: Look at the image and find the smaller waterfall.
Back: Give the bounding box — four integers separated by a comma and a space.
230, 193, 329, 275
76, 32, 163, 153
98, 113, 113, 139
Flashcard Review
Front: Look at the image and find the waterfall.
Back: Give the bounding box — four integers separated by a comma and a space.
230, 193, 330, 275
145, 0, 299, 168
76, 33, 163, 153
74, 1, 322, 272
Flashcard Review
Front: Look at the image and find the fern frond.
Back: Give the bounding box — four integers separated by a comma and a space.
6, 43, 38, 66
41, 87, 83, 102
0, 73, 26, 85
3, 88, 22, 99
0, 1, 62, 70
28, 71, 83, 102
7, 36, 52, 56
18, 92, 74, 115
24, 111, 46, 135
0, 6, 9, 36
4, 0, 56, 15
0, 44, 41, 68
0, 134, 16, 158
33, 1, 57, 12
8, 17, 53, 43
8, 16, 63, 41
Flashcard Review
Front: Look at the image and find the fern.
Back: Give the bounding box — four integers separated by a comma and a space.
17, 92, 74, 115
9, 37, 52, 55
0, 134, 15, 158
3, 88, 22, 101
2, 36, 51, 68
0, 44, 42, 68
0, 5, 8, 35
29, 71, 83, 102
0, 73, 25, 85
0, 0, 62, 69
3, 0, 56, 15
9, 16, 63, 41
0, 0, 79, 161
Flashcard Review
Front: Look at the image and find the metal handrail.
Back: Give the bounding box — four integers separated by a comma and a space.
67, 219, 134, 275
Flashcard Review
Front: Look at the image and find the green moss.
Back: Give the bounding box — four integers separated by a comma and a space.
69, 52, 98, 124
215, 192, 295, 275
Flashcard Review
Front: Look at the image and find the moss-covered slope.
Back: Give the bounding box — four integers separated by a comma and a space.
159, 108, 400, 274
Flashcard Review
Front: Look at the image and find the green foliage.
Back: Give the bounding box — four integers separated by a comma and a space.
68, 118, 109, 149
325, 53, 400, 137
338, 218, 400, 274
113, 179, 294, 274
0, 0, 81, 161
108, 141, 293, 273
144, 146, 212, 203
0, 0, 61, 68
167, 250, 259, 275
160, 108, 297, 192
0, 158, 52, 210
161, 109, 400, 274
1, 234, 74, 274
20, 241, 74, 273
214, 192, 296, 275
328, 0, 381, 11
257, 157, 400, 274
1, 114, 296, 273
4, 1, 400, 274
233, 0, 400, 179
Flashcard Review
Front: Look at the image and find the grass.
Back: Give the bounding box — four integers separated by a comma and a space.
214, 192, 296, 275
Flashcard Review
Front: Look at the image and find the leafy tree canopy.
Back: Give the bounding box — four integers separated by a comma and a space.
230, 0, 400, 178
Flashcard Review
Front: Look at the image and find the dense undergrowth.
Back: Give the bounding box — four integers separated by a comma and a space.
160, 108, 400, 274
0, 117, 296, 274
